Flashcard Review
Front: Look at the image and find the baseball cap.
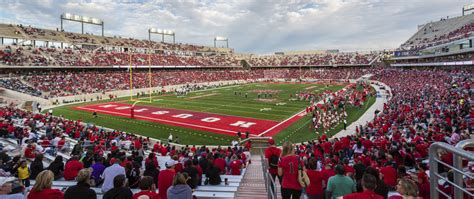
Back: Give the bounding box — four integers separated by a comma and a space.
165, 159, 178, 168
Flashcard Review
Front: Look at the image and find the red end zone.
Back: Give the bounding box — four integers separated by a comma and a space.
73, 102, 306, 137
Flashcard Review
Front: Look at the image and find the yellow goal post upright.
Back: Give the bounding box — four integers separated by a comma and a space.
128, 47, 153, 104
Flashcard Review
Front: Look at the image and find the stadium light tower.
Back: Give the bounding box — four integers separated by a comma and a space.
60, 13, 104, 36
214, 36, 228, 48
149, 28, 175, 44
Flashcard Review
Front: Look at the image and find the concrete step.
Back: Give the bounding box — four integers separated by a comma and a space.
235, 155, 268, 199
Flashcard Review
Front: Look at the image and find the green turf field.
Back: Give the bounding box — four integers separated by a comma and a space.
51, 82, 374, 145
125, 83, 344, 121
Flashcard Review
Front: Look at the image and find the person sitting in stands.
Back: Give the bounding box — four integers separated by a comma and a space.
27, 170, 64, 199
103, 174, 133, 199
167, 172, 192, 199
132, 176, 159, 199
64, 168, 97, 199
64, 155, 84, 181
205, 161, 222, 185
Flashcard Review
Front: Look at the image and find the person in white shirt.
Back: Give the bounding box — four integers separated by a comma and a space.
101, 158, 126, 193
52, 136, 61, 147
231, 140, 238, 147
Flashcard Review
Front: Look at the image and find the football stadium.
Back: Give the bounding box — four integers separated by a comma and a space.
0, 1, 473, 199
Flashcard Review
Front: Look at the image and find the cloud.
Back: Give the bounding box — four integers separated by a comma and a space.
0, 0, 471, 53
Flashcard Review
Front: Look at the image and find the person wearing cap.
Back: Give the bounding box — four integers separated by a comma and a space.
158, 159, 177, 199
102, 157, 126, 193
264, 139, 282, 185
64, 168, 97, 199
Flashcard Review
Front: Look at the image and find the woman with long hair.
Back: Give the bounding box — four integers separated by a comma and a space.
27, 170, 64, 199
278, 141, 303, 199
305, 157, 324, 199
64, 168, 97, 199
167, 172, 192, 199
388, 178, 419, 199
29, 154, 44, 180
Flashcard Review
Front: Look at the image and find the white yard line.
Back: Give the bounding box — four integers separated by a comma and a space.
257, 109, 307, 136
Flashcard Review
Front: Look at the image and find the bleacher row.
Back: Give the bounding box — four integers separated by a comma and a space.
0, 117, 246, 199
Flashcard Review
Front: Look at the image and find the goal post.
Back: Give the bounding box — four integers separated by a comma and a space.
128, 47, 153, 103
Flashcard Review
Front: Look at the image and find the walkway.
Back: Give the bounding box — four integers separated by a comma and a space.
235, 155, 268, 199
332, 80, 391, 138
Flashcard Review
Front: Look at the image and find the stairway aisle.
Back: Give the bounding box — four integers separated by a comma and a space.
235, 155, 269, 199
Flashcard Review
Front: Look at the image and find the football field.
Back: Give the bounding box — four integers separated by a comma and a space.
52, 82, 367, 145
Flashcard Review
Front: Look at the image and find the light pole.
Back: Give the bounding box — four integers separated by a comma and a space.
149, 28, 176, 44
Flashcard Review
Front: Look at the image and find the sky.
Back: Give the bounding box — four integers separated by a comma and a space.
0, 0, 472, 54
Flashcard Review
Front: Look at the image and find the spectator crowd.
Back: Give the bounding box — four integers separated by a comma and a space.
265, 67, 473, 199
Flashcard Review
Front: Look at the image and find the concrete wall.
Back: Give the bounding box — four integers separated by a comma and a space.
0, 88, 50, 106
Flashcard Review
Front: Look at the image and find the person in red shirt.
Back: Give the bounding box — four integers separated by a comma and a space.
24, 144, 36, 159
57, 137, 66, 150
145, 153, 159, 168
160, 146, 168, 156
245, 140, 252, 150
321, 163, 336, 184
40, 137, 50, 148
133, 176, 159, 199
27, 170, 64, 199
343, 158, 355, 177
380, 161, 397, 188
133, 139, 142, 150
64, 156, 84, 181
343, 174, 383, 199
306, 157, 325, 199
110, 142, 118, 152
229, 155, 243, 175
278, 141, 302, 199
213, 154, 227, 174
158, 160, 177, 199
153, 142, 161, 152
265, 139, 282, 184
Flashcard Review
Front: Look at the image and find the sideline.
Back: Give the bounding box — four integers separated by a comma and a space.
332, 80, 392, 138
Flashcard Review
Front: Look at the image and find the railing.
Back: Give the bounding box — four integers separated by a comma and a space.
429, 139, 474, 199
260, 153, 277, 199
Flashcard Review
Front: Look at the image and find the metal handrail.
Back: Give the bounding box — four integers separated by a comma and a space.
260, 153, 277, 199
429, 140, 474, 199
456, 139, 474, 149
266, 172, 277, 199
